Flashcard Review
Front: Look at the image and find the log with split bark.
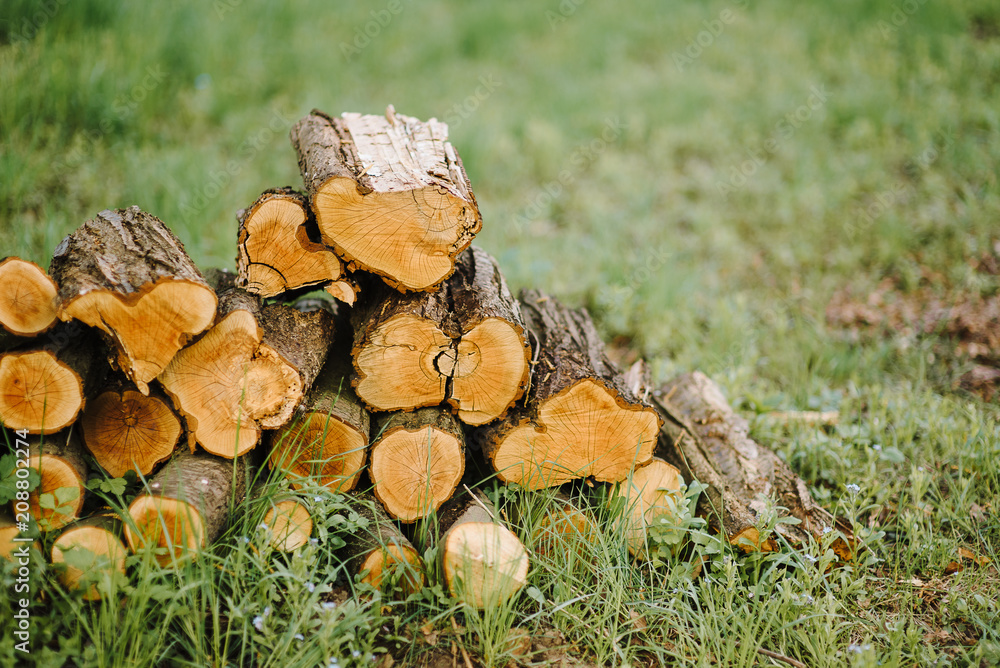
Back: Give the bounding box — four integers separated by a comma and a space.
291, 106, 482, 291
51, 511, 128, 600
369, 407, 465, 522
437, 489, 529, 608
159, 290, 335, 458
475, 290, 661, 490
339, 493, 424, 595
48, 206, 217, 394
0, 323, 101, 433
236, 187, 355, 301
653, 371, 853, 558
125, 450, 249, 566
351, 246, 530, 425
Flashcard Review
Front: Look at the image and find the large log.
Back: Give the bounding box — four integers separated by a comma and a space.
0, 257, 59, 337
370, 407, 465, 522
236, 187, 346, 299
290, 106, 482, 291
438, 489, 529, 609
653, 372, 852, 557
19, 429, 89, 532
48, 206, 217, 394
79, 373, 182, 478
269, 349, 369, 491
351, 246, 530, 425
339, 493, 424, 595
0, 323, 100, 433
475, 290, 660, 490
159, 290, 334, 458
125, 450, 249, 566
51, 511, 128, 601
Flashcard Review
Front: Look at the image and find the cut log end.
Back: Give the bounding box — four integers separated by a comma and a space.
1, 514, 41, 558
158, 310, 262, 458
51, 518, 127, 600
533, 496, 598, 558
610, 458, 683, 558
371, 419, 464, 522
270, 413, 367, 491
0, 350, 84, 433
0, 258, 59, 336
80, 388, 181, 477
359, 543, 425, 595
63, 280, 216, 393
125, 495, 205, 567
443, 522, 530, 609
490, 379, 660, 490
325, 279, 359, 306
26, 445, 87, 532
448, 318, 530, 425
353, 314, 451, 411
237, 190, 343, 298
262, 498, 313, 552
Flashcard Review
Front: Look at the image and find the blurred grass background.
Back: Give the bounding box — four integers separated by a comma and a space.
2, 0, 999, 404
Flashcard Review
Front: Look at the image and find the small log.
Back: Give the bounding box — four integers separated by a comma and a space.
0, 510, 40, 559
79, 374, 182, 477
48, 206, 217, 394
608, 458, 683, 559
653, 372, 852, 557
290, 106, 482, 291
0, 257, 59, 337
476, 290, 660, 490
532, 491, 598, 559
22, 429, 89, 532
439, 490, 529, 608
236, 187, 345, 299
51, 511, 127, 601
325, 277, 360, 306
269, 350, 369, 491
370, 407, 465, 522
340, 493, 424, 595
351, 247, 530, 425
261, 495, 314, 552
125, 450, 249, 566
0, 323, 100, 433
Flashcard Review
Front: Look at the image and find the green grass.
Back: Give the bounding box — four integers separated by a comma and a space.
2, 0, 1000, 665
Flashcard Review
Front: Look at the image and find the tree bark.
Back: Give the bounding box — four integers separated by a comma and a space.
236, 187, 346, 299
51, 511, 128, 601
79, 372, 182, 478
0, 322, 101, 434
0, 257, 59, 337
339, 493, 424, 595
370, 407, 465, 522
438, 489, 529, 609
475, 290, 660, 490
653, 372, 853, 558
290, 106, 482, 291
48, 206, 217, 394
125, 450, 249, 566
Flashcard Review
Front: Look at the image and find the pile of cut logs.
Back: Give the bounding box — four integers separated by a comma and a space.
0, 106, 850, 606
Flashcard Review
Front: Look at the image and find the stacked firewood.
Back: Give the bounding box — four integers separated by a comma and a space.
0, 106, 850, 606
